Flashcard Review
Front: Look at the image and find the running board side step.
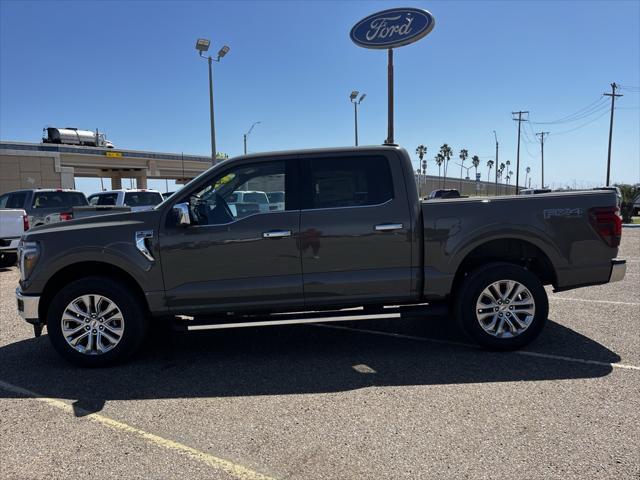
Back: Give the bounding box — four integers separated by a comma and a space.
171, 303, 449, 332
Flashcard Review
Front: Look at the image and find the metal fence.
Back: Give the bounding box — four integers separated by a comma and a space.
414, 174, 517, 197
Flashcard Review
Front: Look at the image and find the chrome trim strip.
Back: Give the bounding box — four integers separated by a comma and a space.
300, 198, 393, 213
15, 288, 40, 320
609, 259, 626, 283
187, 312, 401, 331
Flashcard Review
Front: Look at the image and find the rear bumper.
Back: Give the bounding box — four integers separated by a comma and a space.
609, 259, 626, 283
16, 288, 40, 322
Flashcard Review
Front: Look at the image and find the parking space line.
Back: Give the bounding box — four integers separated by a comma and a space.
0, 380, 276, 480
549, 297, 640, 306
312, 324, 640, 371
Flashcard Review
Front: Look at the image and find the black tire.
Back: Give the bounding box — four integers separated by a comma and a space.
47, 276, 148, 367
0, 251, 17, 268
454, 262, 548, 350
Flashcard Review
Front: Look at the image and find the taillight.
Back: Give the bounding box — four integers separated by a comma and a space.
23, 214, 29, 231
59, 212, 73, 222
589, 206, 621, 248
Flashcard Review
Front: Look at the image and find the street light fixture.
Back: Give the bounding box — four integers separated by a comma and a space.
350, 91, 366, 146
244, 121, 261, 155
195, 38, 230, 165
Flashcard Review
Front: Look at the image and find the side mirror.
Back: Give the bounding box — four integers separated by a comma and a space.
173, 202, 191, 226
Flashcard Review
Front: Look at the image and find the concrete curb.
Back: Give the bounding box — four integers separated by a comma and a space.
622, 224, 640, 228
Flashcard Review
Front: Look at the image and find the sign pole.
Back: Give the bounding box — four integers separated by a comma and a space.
386, 48, 394, 144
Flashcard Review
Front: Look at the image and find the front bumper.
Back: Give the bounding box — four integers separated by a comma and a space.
609, 259, 626, 283
16, 288, 40, 322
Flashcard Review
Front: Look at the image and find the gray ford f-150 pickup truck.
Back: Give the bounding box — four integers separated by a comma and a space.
15, 146, 626, 367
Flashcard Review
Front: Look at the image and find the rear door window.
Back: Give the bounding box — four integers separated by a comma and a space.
302, 156, 394, 209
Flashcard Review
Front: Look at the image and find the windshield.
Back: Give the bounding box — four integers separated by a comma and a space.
124, 192, 163, 206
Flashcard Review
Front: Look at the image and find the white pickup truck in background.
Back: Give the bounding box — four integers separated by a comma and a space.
0, 209, 27, 267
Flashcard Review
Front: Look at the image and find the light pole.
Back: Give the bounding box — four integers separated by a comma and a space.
243, 121, 261, 155
349, 91, 366, 146
196, 38, 230, 165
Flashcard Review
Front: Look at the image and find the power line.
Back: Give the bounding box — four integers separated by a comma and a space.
530, 96, 609, 124
548, 108, 610, 136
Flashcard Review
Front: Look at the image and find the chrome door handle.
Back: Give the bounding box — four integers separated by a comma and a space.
263, 230, 292, 238
374, 223, 403, 232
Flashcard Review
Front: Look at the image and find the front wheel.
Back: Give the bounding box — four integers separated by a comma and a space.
454, 262, 548, 350
47, 276, 147, 367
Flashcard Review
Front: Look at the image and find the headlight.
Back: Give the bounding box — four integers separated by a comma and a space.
18, 240, 40, 282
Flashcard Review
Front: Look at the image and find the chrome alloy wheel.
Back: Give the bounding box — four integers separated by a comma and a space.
475, 279, 536, 338
61, 294, 125, 355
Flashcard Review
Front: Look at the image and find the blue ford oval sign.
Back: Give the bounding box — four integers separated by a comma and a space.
350, 7, 435, 49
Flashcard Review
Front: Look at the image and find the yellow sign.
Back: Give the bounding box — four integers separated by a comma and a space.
105, 151, 123, 158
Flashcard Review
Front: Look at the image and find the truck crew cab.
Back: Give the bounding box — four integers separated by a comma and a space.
15, 146, 626, 367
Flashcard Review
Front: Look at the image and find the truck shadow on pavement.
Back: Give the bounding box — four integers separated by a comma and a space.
0, 317, 621, 415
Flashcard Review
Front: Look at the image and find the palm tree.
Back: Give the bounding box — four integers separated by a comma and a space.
434, 153, 444, 185
471, 155, 480, 180
458, 148, 468, 190
486, 160, 494, 195
525, 166, 531, 189
440, 144, 453, 188
498, 162, 505, 195
486, 160, 494, 181
415, 145, 427, 174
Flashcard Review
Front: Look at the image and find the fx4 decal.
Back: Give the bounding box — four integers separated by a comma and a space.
543, 208, 584, 219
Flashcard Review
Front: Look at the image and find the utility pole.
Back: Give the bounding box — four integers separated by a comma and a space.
493, 130, 499, 196
512, 111, 529, 195
604, 82, 622, 186
536, 131, 549, 189
386, 49, 394, 144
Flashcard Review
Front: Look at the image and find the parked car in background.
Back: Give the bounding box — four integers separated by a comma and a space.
162, 192, 175, 200
0, 189, 87, 227
0, 208, 28, 267
427, 189, 461, 199
229, 190, 270, 213
87, 189, 163, 212
267, 191, 285, 211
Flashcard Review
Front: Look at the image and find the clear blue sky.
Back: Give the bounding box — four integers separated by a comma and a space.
1, 0, 639, 194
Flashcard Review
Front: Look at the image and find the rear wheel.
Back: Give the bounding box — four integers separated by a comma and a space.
47, 276, 147, 367
454, 262, 548, 350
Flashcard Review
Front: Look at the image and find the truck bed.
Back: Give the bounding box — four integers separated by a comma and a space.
420, 190, 620, 299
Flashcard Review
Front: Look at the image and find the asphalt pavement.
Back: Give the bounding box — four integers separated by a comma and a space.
0, 229, 638, 479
